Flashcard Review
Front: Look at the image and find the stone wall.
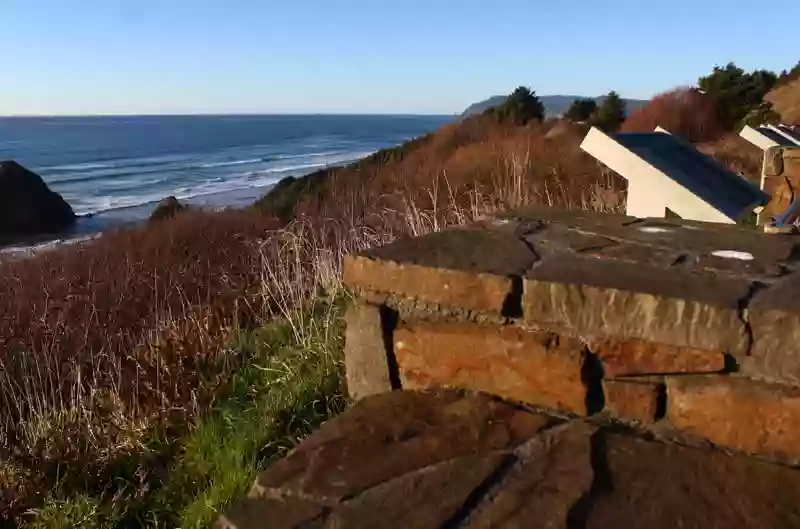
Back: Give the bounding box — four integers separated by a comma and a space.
760, 146, 800, 224
342, 207, 800, 465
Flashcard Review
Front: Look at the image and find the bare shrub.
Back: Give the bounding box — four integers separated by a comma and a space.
622, 88, 724, 142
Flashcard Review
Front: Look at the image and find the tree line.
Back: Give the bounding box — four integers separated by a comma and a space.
488, 60, 799, 135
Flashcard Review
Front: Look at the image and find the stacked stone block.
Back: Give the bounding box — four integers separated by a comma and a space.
760, 146, 800, 224
342, 207, 800, 465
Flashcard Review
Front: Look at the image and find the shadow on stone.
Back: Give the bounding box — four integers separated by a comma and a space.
501, 276, 524, 319
654, 383, 667, 421
379, 305, 402, 390
582, 351, 605, 415
441, 454, 518, 529
565, 430, 613, 529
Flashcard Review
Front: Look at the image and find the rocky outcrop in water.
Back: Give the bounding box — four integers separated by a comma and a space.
0, 161, 75, 243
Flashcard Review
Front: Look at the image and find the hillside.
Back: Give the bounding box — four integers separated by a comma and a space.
767, 78, 800, 125
253, 114, 624, 224
461, 95, 509, 116
462, 94, 648, 118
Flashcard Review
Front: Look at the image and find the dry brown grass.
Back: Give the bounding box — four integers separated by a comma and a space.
699, 134, 764, 183
622, 88, 724, 142
0, 211, 283, 521
286, 116, 625, 224
766, 77, 800, 125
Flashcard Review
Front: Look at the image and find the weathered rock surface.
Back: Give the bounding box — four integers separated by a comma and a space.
589, 338, 725, 376
523, 253, 752, 354
602, 379, 662, 423
343, 302, 394, 399
249, 389, 552, 504
747, 270, 800, 386
343, 228, 537, 315
394, 322, 590, 415
219, 389, 800, 529
324, 453, 507, 529
760, 147, 800, 225
460, 421, 596, 529
584, 430, 800, 529
667, 375, 800, 463
0, 161, 75, 242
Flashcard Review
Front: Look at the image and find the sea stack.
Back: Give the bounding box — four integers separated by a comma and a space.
0, 160, 75, 242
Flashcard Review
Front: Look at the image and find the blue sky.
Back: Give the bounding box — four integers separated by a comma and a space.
1, 0, 797, 115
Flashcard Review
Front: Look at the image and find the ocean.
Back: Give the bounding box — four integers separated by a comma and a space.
0, 114, 453, 245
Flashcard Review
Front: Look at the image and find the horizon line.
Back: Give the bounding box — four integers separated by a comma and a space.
0, 111, 460, 119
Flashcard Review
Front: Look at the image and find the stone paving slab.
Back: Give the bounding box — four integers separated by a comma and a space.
218, 389, 800, 529
249, 390, 552, 505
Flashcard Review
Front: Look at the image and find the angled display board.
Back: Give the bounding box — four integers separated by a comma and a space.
740, 124, 800, 150
581, 127, 768, 223
773, 125, 800, 145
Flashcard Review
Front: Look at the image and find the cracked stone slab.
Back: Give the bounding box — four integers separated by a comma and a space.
323, 452, 508, 529
583, 216, 798, 264
518, 212, 799, 277
585, 432, 800, 529
359, 228, 538, 276
220, 389, 800, 529
460, 421, 596, 529
250, 389, 552, 504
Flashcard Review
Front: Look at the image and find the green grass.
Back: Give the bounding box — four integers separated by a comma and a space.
26, 297, 348, 529
28, 495, 103, 529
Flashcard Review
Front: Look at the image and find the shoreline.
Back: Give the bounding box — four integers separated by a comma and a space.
0, 183, 275, 258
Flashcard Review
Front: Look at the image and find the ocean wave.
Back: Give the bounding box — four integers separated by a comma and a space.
272, 150, 340, 160
46, 161, 116, 171
41, 153, 195, 177
62, 149, 375, 215
198, 158, 263, 169
265, 162, 328, 174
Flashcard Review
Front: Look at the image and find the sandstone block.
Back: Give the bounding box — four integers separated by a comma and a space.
747, 272, 800, 386
343, 302, 393, 400
344, 228, 537, 315
394, 322, 589, 415
344, 256, 514, 314
667, 376, 800, 463
764, 146, 785, 176
590, 338, 725, 376
603, 379, 662, 424
523, 255, 750, 355
760, 147, 800, 223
